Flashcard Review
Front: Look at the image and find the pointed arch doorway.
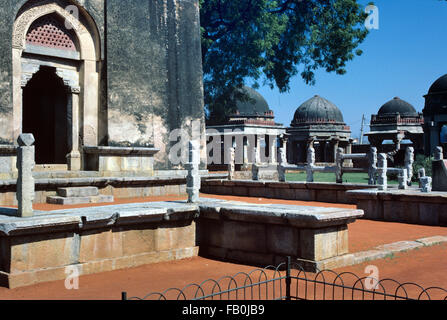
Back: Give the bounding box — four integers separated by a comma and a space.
22, 66, 69, 164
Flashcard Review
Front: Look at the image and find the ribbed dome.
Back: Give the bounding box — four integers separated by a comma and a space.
292, 95, 344, 125
378, 97, 417, 116
428, 74, 447, 94
233, 86, 270, 115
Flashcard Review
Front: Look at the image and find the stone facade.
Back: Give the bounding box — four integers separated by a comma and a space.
0, 0, 206, 175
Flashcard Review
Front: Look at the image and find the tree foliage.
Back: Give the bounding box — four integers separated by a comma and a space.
200, 0, 369, 124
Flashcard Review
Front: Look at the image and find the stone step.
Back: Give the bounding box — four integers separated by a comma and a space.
57, 187, 99, 197
46, 195, 114, 205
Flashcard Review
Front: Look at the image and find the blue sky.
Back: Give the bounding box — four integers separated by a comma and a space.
253, 0, 447, 140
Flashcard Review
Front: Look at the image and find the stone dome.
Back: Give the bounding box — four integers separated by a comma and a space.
378, 97, 417, 116
233, 86, 270, 116
428, 74, 447, 94
291, 95, 344, 126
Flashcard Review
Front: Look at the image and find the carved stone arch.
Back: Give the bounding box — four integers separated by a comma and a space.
13, 1, 98, 61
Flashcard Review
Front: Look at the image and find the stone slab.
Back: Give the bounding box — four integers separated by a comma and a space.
57, 187, 99, 197
46, 195, 114, 205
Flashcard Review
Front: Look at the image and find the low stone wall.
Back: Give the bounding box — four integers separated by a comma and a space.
197, 199, 363, 271
0, 173, 228, 206
201, 180, 375, 204
347, 189, 447, 226
0, 202, 199, 288
0, 198, 363, 288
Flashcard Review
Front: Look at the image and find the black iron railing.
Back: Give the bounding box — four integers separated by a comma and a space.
122, 257, 447, 301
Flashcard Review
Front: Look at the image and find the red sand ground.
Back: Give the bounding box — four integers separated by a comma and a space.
0, 194, 446, 300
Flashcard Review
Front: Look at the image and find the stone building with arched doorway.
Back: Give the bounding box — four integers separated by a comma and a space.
0, 0, 206, 180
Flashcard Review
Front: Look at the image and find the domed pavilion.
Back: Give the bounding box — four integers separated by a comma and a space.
206, 86, 286, 167
423, 74, 447, 156
286, 95, 352, 164
366, 97, 424, 153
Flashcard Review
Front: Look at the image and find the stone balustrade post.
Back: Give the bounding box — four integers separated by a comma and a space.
278, 147, 286, 182
335, 147, 344, 184
377, 153, 388, 191
418, 168, 426, 188
421, 176, 432, 193
306, 147, 315, 183
434, 146, 444, 161
228, 147, 235, 181
398, 168, 408, 190
16, 134, 35, 217
404, 147, 414, 186
186, 141, 200, 203
368, 147, 378, 185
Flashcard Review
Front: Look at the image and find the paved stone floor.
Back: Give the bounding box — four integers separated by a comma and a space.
0, 193, 446, 299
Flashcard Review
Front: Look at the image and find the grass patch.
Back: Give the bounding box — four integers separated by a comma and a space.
285, 171, 399, 185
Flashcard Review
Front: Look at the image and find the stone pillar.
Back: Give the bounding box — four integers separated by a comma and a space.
269, 135, 277, 164
404, 147, 414, 186
278, 147, 286, 182
421, 176, 432, 193
228, 147, 235, 181
67, 90, 81, 171
377, 153, 388, 191
418, 168, 426, 188
335, 147, 344, 183
398, 169, 408, 190
306, 147, 315, 183
186, 141, 200, 203
368, 147, 378, 185
16, 134, 35, 217
434, 146, 443, 161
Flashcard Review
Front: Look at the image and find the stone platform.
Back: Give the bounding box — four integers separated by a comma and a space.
0, 199, 363, 288
347, 188, 447, 226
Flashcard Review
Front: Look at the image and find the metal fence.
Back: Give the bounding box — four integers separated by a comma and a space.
122, 257, 447, 301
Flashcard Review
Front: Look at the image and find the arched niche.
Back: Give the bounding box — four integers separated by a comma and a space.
12, 0, 101, 170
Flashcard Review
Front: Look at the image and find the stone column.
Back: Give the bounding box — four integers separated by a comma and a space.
228, 147, 235, 181
418, 168, 426, 188
67, 89, 81, 171
368, 147, 378, 185
278, 147, 286, 182
16, 134, 35, 217
186, 141, 200, 203
306, 147, 315, 183
421, 176, 432, 193
335, 147, 344, 183
404, 147, 414, 186
269, 135, 277, 164
434, 146, 443, 161
398, 169, 408, 190
377, 153, 388, 191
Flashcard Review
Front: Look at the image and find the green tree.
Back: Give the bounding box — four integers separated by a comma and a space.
200, 0, 369, 124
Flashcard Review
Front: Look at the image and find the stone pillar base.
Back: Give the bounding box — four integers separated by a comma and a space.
67, 150, 81, 171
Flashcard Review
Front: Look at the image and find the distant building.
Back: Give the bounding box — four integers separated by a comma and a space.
365, 97, 424, 154
206, 86, 285, 168
286, 95, 352, 164
423, 74, 447, 156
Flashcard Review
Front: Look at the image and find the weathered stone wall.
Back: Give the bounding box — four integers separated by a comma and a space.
201, 180, 376, 204
1, 0, 205, 171
106, 0, 205, 170
348, 189, 447, 226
